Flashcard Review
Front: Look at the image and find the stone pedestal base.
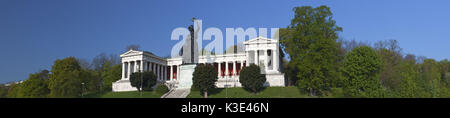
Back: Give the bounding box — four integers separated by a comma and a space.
264, 73, 285, 87
112, 80, 137, 92
177, 64, 196, 89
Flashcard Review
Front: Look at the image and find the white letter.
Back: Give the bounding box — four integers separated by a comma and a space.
171, 28, 190, 58
225, 28, 257, 54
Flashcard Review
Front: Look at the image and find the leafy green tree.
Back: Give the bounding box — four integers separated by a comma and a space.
399, 61, 419, 98
280, 5, 342, 96
101, 64, 122, 91
239, 64, 267, 94
7, 83, 21, 98
438, 59, 450, 86
419, 59, 442, 97
192, 64, 218, 98
283, 59, 299, 86
374, 40, 403, 92
0, 84, 8, 98
17, 70, 50, 98
80, 69, 102, 93
342, 46, 383, 98
48, 57, 83, 98
129, 71, 157, 92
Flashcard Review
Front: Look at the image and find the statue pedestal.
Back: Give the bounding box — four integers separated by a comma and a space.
177, 64, 197, 89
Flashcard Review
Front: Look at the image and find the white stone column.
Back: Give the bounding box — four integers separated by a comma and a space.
170, 65, 173, 81
127, 62, 131, 80
121, 62, 125, 80
265, 50, 269, 71
156, 64, 159, 80
160, 65, 162, 80
273, 49, 279, 72
225, 61, 229, 78
233, 61, 236, 76
140, 60, 144, 72
218, 62, 221, 78
245, 51, 250, 66
177, 65, 180, 80
134, 61, 138, 73
240, 60, 244, 69
158, 64, 161, 81
255, 50, 259, 65
164, 66, 167, 81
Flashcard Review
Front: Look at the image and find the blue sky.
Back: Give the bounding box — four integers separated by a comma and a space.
0, 0, 449, 83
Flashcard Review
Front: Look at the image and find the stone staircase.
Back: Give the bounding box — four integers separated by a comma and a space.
161, 88, 191, 98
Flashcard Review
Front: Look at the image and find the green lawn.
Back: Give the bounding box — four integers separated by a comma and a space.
84, 91, 164, 98
187, 86, 316, 98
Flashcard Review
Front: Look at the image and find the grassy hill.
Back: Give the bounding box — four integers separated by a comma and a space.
85, 91, 164, 98
187, 86, 317, 98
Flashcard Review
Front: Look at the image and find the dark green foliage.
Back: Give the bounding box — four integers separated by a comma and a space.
283, 60, 299, 86
7, 83, 20, 98
398, 61, 420, 97
17, 70, 50, 98
48, 57, 83, 98
375, 40, 403, 91
129, 71, 157, 92
342, 46, 383, 97
80, 69, 102, 93
280, 5, 342, 96
0, 84, 8, 98
102, 64, 122, 91
155, 84, 169, 94
192, 64, 218, 98
239, 64, 266, 94
419, 59, 442, 97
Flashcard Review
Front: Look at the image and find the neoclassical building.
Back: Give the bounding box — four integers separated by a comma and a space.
112, 36, 285, 92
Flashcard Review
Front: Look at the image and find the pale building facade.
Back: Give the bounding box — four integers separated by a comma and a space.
112, 36, 285, 92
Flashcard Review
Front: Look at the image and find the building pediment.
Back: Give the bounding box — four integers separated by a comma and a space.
120, 49, 143, 57
244, 36, 277, 45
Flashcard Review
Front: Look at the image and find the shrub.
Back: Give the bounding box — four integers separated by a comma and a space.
239, 64, 266, 93
192, 64, 218, 98
155, 84, 169, 94
130, 71, 157, 92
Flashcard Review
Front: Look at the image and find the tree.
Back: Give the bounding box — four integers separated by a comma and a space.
280, 5, 342, 96
399, 61, 419, 98
89, 53, 120, 91
92, 53, 120, 72
48, 57, 83, 98
7, 83, 20, 98
239, 64, 267, 93
283, 59, 298, 86
438, 59, 450, 86
101, 64, 122, 91
80, 69, 102, 93
129, 71, 157, 92
342, 46, 383, 97
419, 59, 442, 97
0, 84, 8, 98
374, 40, 403, 91
192, 64, 218, 98
17, 70, 50, 98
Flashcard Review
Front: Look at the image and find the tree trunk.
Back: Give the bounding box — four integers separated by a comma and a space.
309, 88, 314, 96
204, 89, 208, 98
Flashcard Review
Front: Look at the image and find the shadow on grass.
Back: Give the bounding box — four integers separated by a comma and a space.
195, 88, 224, 97
83, 91, 110, 98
